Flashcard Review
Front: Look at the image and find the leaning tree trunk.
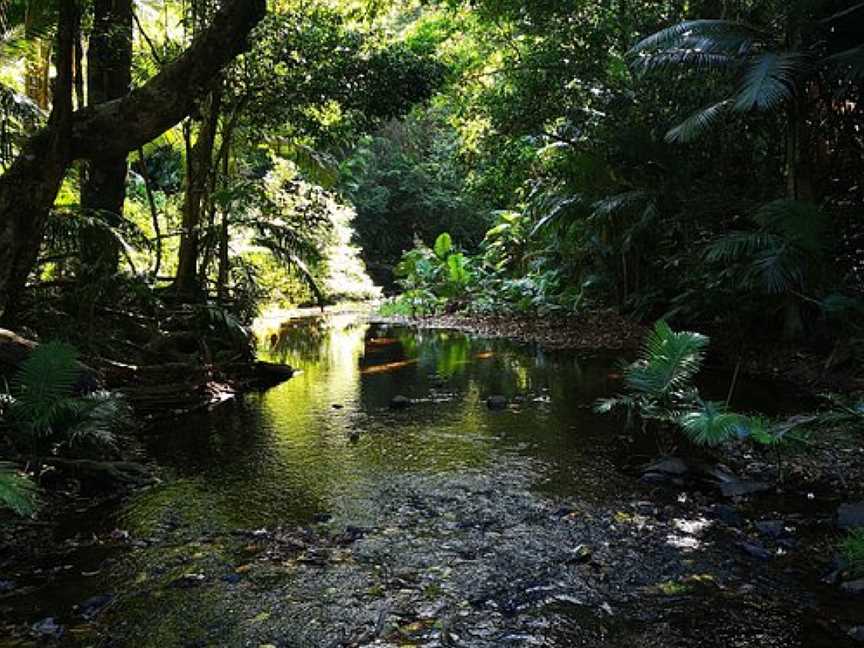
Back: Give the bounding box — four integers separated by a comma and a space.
0, 0, 267, 321
79, 0, 134, 276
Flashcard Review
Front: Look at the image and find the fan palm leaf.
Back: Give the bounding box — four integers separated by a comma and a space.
733, 52, 809, 111
625, 321, 709, 398
679, 401, 747, 446
629, 20, 762, 57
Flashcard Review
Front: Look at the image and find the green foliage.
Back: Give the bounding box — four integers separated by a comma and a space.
10, 341, 81, 437
5, 342, 129, 454
0, 462, 37, 516
841, 528, 864, 578
678, 401, 747, 447
597, 321, 764, 449
624, 321, 708, 401
339, 110, 491, 285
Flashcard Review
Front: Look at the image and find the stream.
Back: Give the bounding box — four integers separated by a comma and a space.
0, 313, 859, 647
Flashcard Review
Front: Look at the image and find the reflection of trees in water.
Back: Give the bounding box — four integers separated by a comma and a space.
269, 316, 331, 364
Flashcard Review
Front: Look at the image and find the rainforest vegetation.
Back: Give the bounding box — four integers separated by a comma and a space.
0, 0, 862, 645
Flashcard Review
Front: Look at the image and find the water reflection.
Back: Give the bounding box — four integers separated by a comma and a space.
125, 315, 627, 533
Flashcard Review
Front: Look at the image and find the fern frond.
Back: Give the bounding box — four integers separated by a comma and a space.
64, 391, 129, 449
10, 342, 80, 436
0, 463, 38, 516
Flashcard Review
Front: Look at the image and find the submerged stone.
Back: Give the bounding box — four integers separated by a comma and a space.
837, 502, 864, 529
841, 578, 864, 595
390, 395, 413, 410
31, 617, 63, 639
77, 594, 114, 619
486, 395, 509, 410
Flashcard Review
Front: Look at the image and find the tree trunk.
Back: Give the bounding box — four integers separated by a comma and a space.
0, 0, 267, 320
175, 88, 222, 298
0, 1, 78, 323
217, 140, 231, 303
79, 0, 134, 277
785, 100, 815, 202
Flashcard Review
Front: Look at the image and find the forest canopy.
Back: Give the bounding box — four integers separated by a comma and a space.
0, 0, 859, 340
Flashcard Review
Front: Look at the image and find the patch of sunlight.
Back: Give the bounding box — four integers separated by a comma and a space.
322, 202, 382, 302
666, 516, 713, 551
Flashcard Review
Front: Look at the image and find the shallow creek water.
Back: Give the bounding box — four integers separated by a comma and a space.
1, 313, 858, 647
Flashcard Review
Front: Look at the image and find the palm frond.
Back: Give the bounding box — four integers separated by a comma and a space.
679, 401, 746, 446
625, 321, 709, 398
0, 462, 38, 516
591, 191, 650, 220
665, 100, 733, 143
754, 199, 828, 260
629, 20, 761, 57
704, 230, 781, 262
733, 52, 809, 112
634, 48, 737, 73
822, 45, 864, 78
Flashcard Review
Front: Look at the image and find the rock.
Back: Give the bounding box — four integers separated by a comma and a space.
0, 579, 15, 593
486, 395, 508, 410
77, 594, 114, 619
838, 502, 864, 529
640, 472, 684, 487
640, 460, 687, 487
390, 395, 412, 410
822, 568, 843, 586
710, 504, 742, 527
313, 512, 333, 524
348, 430, 360, 443
332, 404, 344, 409
221, 573, 241, 584
643, 457, 688, 477
698, 464, 738, 483
849, 626, 864, 642
720, 480, 771, 498
841, 578, 864, 595
738, 541, 772, 560
31, 617, 64, 639
755, 520, 788, 539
